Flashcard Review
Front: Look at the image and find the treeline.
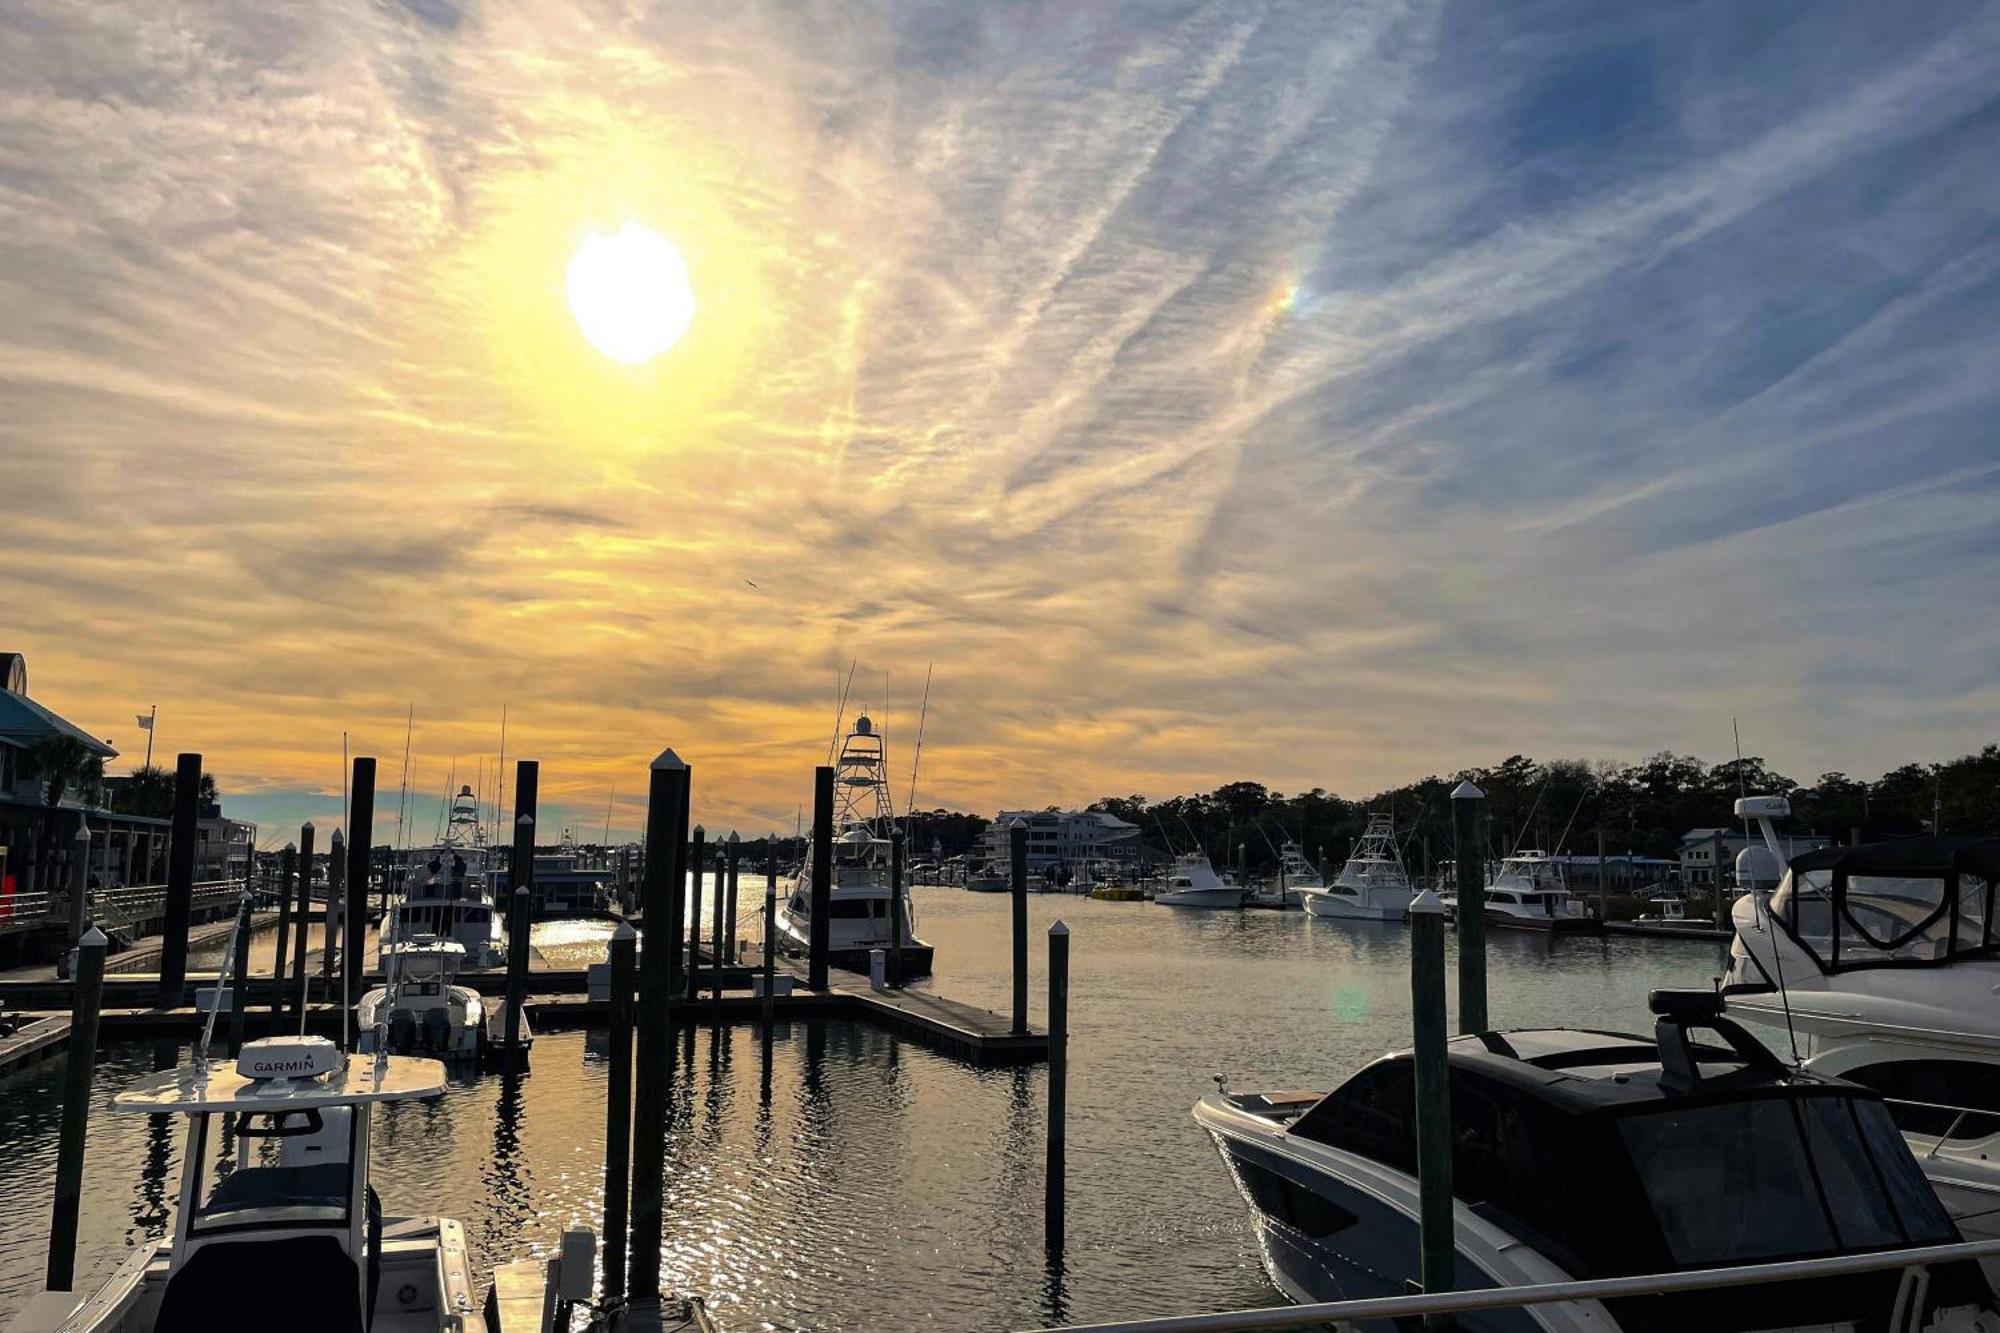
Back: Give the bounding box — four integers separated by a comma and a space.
901, 744, 2000, 875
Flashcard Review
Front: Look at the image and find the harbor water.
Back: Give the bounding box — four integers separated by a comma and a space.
0, 886, 1728, 1328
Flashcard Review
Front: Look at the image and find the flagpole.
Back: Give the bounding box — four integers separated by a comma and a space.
142, 705, 155, 768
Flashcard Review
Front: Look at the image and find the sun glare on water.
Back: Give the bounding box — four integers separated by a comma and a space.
565, 221, 696, 365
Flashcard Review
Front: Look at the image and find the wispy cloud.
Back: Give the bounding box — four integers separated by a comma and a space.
1, 0, 1994, 838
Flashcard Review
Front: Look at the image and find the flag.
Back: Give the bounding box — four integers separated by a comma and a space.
135, 713, 153, 730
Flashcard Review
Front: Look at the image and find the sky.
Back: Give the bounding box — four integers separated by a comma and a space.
2, 0, 1996, 846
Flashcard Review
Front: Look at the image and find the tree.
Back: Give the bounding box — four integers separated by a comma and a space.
29, 736, 104, 809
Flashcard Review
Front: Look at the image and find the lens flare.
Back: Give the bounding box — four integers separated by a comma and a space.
565, 221, 696, 365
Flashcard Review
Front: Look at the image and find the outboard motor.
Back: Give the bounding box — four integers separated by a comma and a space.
387, 1008, 417, 1054
421, 1007, 451, 1054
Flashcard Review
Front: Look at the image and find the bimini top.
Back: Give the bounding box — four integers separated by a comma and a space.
111, 1037, 446, 1114
1788, 835, 2000, 879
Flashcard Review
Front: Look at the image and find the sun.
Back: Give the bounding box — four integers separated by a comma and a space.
565, 222, 696, 365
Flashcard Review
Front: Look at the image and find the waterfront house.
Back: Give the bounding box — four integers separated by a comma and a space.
1679, 825, 1833, 886
976, 808, 1140, 877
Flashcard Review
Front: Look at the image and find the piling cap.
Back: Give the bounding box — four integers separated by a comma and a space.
1451, 780, 1485, 801
726, 830, 741, 843
612, 921, 638, 941
693, 823, 705, 836
331, 828, 346, 845
1408, 888, 1447, 915
651, 747, 686, 771
1050, 920, 1069, 936
517, 812, 534, 826
302, 821, 315, 833
74, 819, 91, 840
80, 925, 107, 948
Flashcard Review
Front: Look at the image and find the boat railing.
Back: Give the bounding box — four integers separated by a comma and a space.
1020, 1235, 2000, 1333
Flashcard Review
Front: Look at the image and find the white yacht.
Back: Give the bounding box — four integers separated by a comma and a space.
1153, 852, 1242, 909
1198, 989, 1998, 1331
774, 714, 932, 976
356, 938, 484, 1063
1250, 840, 1320, 908
7, 1036, 483, 1333
381, 785, 504, 970
1446, 850, 1595, 932
1301, 816, 1414, 921
1724, 795, 2000, 1255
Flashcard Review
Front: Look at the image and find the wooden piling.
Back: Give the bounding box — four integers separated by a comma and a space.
630, 748, 688, 1304
1451, 780, 1487, 1035
762, 846, 777, 1028
808, 767, 833, 991
687, 826, 706, 998
271, 843, 295, 1020
1045, 920, 1069, 1253
46, 926, 105, 1291
1595, 829, 1607, 923
710, 845, 726, 1019
504, 762, 537, 1065
889, 830, 906, 989
724, 833, 741, 964
601, 920, 637, 1305
345, 758, 376, 1015
291, 823, 314, 1021
1711, 830, 1729, 931
323, 828, 344, 984
1408, 889, 1455, 1323
157, 752, 202, 1007
1010, 819, 1029, 1036
65, 819, 89, 945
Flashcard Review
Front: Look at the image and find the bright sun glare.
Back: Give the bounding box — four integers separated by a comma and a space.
565, 221, 696, 365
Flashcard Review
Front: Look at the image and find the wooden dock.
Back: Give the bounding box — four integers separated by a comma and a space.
1602, 921, 1732, 942
0, 1016, 71, 1077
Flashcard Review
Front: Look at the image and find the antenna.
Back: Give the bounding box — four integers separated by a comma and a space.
394, 705, 415, 852
827, 660, 857, 766
341, 732, 350, 830
904, 664, 933, 824
195, 890, 256, 1076
494, 705, 509, 849
1734, 718, 1801, 1066
602, 786, 616, 848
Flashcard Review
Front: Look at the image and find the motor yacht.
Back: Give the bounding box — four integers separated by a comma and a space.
7, 1036, 482, 1333
1153, 852, 1242, 909
1249, 841, 1320, 909
774, 714, 933, 976
356, 938, 484, 1063
1724, 795, 2000, 1257
1197, 989, 1996, 1331
382, 786, 504, 970
1301, 816, 1414, 921
1447, 851, 1596, 932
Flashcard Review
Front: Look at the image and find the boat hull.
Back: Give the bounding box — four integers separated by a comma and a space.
1483, 908, 1600, 933
1153, 887, 1243, 909
1301, 891, 1410, 921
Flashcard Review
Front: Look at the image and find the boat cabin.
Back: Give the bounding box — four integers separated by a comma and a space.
1273, 994, 1987, 1331
1762, 836, 2000, 973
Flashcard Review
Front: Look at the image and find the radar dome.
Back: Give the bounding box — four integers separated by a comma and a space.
855, 715, 873, 735
1736, 844, 1784, 890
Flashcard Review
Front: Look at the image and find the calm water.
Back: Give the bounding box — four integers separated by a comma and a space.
0, 886, 1728, 1329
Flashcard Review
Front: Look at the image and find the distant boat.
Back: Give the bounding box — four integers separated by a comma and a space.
1153, 852, 1242, 909
1301, 815, 1414, 921
1444, 850, 1597, 932
774, 713, 934, 976
965, 866, 1010, 893
357, 937, 485, 1062
381, 784, 505, 969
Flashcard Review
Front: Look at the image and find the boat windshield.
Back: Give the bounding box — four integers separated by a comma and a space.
185, 1107, 356, 1236
1617, 1093, 1954, 1268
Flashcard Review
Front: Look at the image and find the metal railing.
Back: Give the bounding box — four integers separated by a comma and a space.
1025, 1236, 2000, 1333
87, 880, 246, 930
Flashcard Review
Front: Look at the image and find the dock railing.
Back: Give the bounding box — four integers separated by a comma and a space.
1023, 1236, 2000, 1333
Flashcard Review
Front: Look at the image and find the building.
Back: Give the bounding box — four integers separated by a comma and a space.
1678, 826, 1833, 886
977, 809, 1140, 874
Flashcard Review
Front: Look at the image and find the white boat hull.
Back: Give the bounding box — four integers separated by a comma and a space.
1301, 889, 1410, 921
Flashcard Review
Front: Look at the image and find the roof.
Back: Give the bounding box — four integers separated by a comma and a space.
1790, 834, 2000, 881
0, 689, 116, 758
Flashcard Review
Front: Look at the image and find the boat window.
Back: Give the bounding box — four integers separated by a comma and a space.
1842, 1059, 2000, 1140
828, 899, 874, 919
1447, 1071, 1621, 1273
1616, 1093, 1950, 1268
1489, 892, 1517, 905
1838, 875, 1951, 964
186, 1109, 355, 1236
1773, 869, 1834, 944
1289, 1060, 1416, 1174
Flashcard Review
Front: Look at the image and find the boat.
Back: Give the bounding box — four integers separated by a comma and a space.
1723, 794, 2000, 1259
381, 784, 504, 970
1448, 850, 1597, 932
774, 713, 934, 977
7, 1035, 485, 1333
1249, 841, 1320, 909
1197, 988, 1998, 1331
1153, 852, 1242, 909
1631, 895, 1688, 925
1301, 816, 1413, 921
356, 938, 485, 1063
965, 867, 1010, 892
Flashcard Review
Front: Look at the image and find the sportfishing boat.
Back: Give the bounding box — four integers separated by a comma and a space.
1448, 851, 1595, 932
356, 938, 484, 1063
1249, 841, 1320, 908
774, 714, 933, 977
380, 785, 504, 970
6, 1035, 483, 1333
1153, 852, 1242, 909
1197, 988, 1998, 1331
1301, 816, 1414, 921
1724, 794, 2000, 1255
